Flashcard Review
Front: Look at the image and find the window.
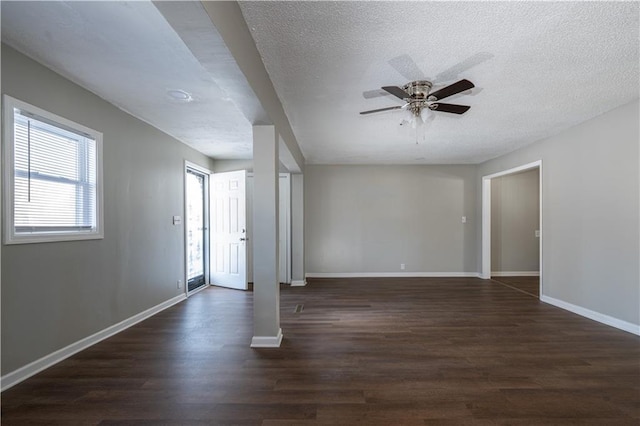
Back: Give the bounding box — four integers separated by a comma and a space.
3, 95, 103, 244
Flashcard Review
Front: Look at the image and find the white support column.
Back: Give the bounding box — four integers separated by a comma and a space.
251, 125, 282, 348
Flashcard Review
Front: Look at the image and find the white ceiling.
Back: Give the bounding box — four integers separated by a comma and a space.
239, 1, 639, 164
1, 1, 261, 160
2, 2, 639, 165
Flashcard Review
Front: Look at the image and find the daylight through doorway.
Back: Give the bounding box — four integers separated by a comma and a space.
186, 168, 207, 292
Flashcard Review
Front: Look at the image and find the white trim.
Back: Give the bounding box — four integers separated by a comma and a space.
481, 177, 491, 279
290, 280, 307, 287
250, 328, 283, 348
306, 272, 481, 278
3, 95, 104, 244
279, 173, 291, 284
246, 173, 292, 285
538, 161, 544, 297
541, 295, 640, 336
491, 271, 540, 277
481, 160, 543, 290
483, 160, 543, 179
0, 294, 186, 392
185, 160, 211, 176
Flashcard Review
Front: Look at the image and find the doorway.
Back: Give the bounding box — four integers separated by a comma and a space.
482, 161, 542, 298
209, 171, 290, 289
185, 163, 210, 294
246, 173, 291, 285
210, 170, 248, 290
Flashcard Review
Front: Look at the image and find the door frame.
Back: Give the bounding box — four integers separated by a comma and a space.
184, 160, 211, 297
246, 172, 291, 284
481, 160, 543, 297
279, 174, 291, 284
209, 169, 248, 290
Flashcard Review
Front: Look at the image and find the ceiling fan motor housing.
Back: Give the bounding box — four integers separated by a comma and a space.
403, 80, 432, 115
403, 80, 432, 99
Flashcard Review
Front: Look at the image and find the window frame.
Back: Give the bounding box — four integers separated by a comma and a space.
3, 95, 104, 244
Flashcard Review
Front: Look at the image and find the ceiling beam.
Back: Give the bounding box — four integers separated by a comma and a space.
153, 1, 269, 126
200, 1, 305, 173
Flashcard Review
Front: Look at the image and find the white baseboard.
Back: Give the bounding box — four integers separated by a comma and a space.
290, 280, 307, 287
491, 271, 540, 277
0, 293, 187, 392
541, 295, 640, 336
250, 328, 283, 348
305, 272, 481, 279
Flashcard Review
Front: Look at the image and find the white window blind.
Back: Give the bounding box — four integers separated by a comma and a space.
3, 95, 103, 243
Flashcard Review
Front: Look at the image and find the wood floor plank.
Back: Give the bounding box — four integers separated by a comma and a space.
492, 276, 540, 297
2, 277, 638, 424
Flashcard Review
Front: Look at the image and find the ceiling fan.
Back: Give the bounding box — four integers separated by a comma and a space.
360, 79, 475, 118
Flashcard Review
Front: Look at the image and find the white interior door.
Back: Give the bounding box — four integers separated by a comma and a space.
210, 170, 247, 290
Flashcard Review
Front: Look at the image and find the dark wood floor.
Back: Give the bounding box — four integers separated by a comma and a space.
491, 276, 540, 298
2, 278, 639, 425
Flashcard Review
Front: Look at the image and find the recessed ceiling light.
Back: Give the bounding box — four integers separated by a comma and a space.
167, 89, 193, 102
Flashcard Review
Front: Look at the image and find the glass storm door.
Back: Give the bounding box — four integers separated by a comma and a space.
186, 168, 207, 292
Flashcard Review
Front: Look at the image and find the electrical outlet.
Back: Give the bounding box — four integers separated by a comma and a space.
535, 230, 541, 237
461, 216, 467, 223
400, 263, 405, 270
177, 280, 182, 289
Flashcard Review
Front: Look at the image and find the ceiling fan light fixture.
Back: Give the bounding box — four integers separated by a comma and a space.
420, 106, 432, 122
412, 111, 425, 129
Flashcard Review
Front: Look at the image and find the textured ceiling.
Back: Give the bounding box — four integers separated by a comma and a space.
2, 2, 638, 165
1, 1, 260, 160
239, 1, 639, 164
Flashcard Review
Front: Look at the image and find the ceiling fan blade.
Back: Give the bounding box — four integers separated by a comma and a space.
359, 105, 404, 115
362, 89, 390, 99
382, 86, 410, 100
434, 52, 493, 83
430, 103, 471, 114
428, 79, 475, 101
388, 54, 426, 81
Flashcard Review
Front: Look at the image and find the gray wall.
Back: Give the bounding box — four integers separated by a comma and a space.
212, 159, 255, 173
1, 45, 212, 374
305, 165, 477, 274
478, 100, 639, 326
491, 169, 540, 273
211, 159, 289, 173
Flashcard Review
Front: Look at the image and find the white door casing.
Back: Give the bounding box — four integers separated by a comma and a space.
246, 173, 291, 284
210, 170, 248, 290
481, 160, 543, 296
278, 174, 291, 284
183, 161, 211, 296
